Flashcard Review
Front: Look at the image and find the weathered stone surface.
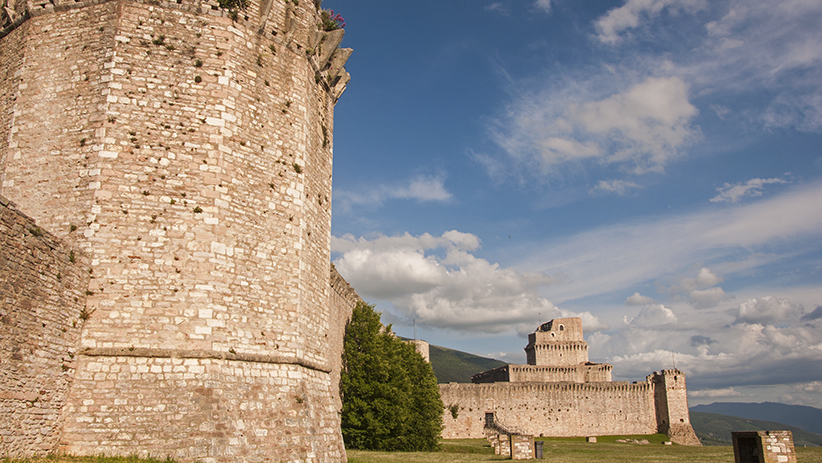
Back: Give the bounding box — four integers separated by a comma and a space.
0, 0, 351, 460
0, 197, 90, 457
510, 434, 534, 460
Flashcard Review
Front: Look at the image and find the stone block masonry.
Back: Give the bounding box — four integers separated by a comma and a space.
441, 381, 657, 439
510, 434, 534, 460
0, 0, 351, 459
0, 196, 90, 456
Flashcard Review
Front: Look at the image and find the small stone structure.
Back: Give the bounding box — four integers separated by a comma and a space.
441, 318, 701, 446
510, 434, 535, 460
733, 431, 796, 463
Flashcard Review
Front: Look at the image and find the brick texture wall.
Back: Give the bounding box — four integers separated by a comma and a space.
0, 196, 89, 457
0, 0, 351, 459
440, 381, 657, 439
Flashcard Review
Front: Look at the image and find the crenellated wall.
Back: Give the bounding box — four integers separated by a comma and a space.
440, 381, 658, 439
0, 0, 351, 459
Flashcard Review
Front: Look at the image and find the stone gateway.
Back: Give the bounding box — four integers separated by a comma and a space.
439, 318, 701, 446
0, 0, 351, 460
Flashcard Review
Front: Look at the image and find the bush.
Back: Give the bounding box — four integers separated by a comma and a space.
341, 301, 443, 451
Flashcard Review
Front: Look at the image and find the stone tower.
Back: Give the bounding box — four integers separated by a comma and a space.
525, 317, 588, 366
652, 369, 701, 446
0, 0, 350, 460
472, 317, 612, 383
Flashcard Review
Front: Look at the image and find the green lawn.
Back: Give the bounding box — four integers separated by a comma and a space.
347, 437, 822, 463
4, 438, 821, 463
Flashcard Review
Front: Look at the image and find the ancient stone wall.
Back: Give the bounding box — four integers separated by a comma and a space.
0, 0, 350, 459
472, 363, 611, 383
0, 196, 89, 457
328, 265, 361, 409
440, 381, 657, 439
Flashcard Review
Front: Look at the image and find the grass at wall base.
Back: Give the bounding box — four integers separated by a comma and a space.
347, 436, 822, 463
3, 438, 821, 463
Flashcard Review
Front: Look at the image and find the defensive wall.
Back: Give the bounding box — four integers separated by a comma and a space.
440, 380, 657, 439
440, 318, 700, 445
0, 0, 351, 459
328, 266, 360, 410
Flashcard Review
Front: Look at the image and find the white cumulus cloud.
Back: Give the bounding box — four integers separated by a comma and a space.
730, 296, 802, 325
626, 292, 656, 305
332, 231, 606, 334
627, 304, 678, 328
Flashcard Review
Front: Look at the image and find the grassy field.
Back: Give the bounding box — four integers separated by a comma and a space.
4, 438, 821, 463
348, 436, 822, 463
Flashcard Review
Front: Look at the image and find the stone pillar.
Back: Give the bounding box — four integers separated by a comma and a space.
498, 433, 511, 457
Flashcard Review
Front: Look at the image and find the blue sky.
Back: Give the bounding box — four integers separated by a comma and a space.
323, 0, 822, 408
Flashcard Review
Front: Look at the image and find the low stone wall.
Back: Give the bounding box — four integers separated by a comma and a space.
0, 196, 89, 457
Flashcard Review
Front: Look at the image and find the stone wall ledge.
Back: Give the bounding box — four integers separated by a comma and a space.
79, 347, 331, 373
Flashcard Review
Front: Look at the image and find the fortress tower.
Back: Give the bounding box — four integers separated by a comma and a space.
473, 317, 612, 383
0, 0, 350, 460
652, 369, 701, 446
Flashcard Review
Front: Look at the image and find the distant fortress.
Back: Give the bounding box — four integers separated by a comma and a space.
439, 317, 702, 446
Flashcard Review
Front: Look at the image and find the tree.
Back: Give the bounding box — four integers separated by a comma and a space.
340, 301, 443, 451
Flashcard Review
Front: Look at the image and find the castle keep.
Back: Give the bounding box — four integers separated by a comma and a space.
0, 0, 351, 460
440, 318, 701, 446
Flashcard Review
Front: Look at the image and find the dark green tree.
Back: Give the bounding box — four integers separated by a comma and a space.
340, 301, 443, 451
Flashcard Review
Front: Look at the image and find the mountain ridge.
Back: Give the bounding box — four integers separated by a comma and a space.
691, 402, 822, 435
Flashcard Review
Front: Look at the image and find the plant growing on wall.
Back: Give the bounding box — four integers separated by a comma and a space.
218, 0, 247, 16
340, 301, 443, 451
319, 9, 344, 31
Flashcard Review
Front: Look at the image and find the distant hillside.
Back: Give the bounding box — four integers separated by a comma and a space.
428, 344, 507, 383
691, 402, 822, 435
690, 412, 822, 447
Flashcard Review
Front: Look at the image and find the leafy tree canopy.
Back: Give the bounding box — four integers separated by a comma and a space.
340, 301, 443, 451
